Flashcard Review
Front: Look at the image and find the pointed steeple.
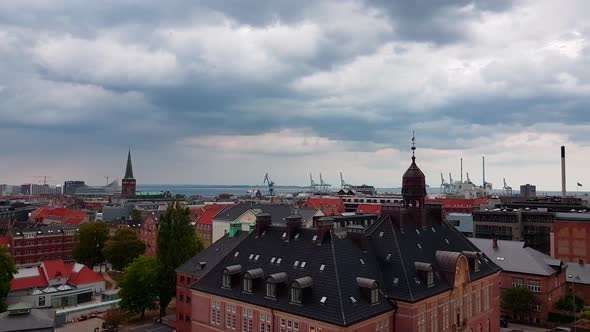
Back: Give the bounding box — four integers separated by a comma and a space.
124, 148, 134, 179
402, 132, 426, 207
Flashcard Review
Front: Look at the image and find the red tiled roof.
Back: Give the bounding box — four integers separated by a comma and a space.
10, 267, 48, 290
41, 260, 71, 279
31, 207, 88, 224
356, 204, 382, 214
302, 198, 345, 215
68, 265, 104, 285
11, 260, 104, 291
196, 204, 234, 226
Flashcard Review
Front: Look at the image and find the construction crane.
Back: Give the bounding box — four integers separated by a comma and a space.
104, 176, 114, 185
263, 173, 275, 197
503, 178, 513, 196
33, 176, 52, 185
466, 172, 471, 184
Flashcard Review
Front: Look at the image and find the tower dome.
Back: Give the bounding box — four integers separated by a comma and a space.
402, 133, 426, 207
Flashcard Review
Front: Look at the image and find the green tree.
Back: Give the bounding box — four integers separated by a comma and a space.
73, 222, 109, 269
502, 287, 537, 318
119, 256, 159, 319
157, 202, 203, 316
103, 229, 146, 271
130, 209, 143, 221
557, 293, 584, 313
0, 246, 17, 312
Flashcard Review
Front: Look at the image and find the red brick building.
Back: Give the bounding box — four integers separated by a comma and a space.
8, 224, 79, 267
552, 212, 590, 264
566, 262, 590, 305
470, 238, 567, 325
139, 212, 159, 257
177, 148, 503, 332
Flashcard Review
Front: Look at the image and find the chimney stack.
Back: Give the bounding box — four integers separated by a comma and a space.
285, 214, 302, 240
561, 146, 567, 197
492, 238, 498, 249
315, 217, 334, 243
347, 225, 368, 250
254, 212, 272, 236
460, 158, 463, 183
579, 259, 584, 266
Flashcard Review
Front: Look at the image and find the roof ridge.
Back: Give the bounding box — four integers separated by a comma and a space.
388, 216, 415, 301
329, 231, 347, 325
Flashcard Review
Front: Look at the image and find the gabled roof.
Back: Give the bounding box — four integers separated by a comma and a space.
31, 207, 88, 224
213, 203, 299, 225
301, 198, 345, 216
0, 307, 55, 332
11, 260, 103, 291
196, 204, 235, 226
469, 238, 563, 276
10, 268, 48, 291
68, 264, 104, 285
41, 260, 70, 280
566, 262, 590, 285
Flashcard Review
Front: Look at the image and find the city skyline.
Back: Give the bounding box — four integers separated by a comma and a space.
2, 0, 590, 189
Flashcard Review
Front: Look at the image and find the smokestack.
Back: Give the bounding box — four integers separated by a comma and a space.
460, 158, 463, 183
561, 146, 566, 197
482, 156, 486, 188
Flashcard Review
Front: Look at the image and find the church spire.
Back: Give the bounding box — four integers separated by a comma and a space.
401, 132, 426, 207
124, 148, 134, 179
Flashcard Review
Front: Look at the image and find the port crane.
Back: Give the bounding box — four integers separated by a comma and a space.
503, 178, 513, 196
33, 176, 52, 185
440, 173, 451, 193
319, 173, 331, 193
340, 172, 351, 190
263, 173, 275, 197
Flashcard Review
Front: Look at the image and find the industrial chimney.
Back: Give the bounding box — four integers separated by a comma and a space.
561, 146, 566, 197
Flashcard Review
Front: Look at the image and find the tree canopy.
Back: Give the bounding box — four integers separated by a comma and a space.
0, 246, 17, 312
130, 209, 143, 221
156, 202, 203, 316
103, 228, 146, 271
502, 287, 537, 317
73, 222, 109, 268
119, 256, 159, 319
557, 293, 585, 313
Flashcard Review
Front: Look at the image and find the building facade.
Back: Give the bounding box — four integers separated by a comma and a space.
473, 209, 554, 255
552, 212, 590, 264
139, 212, 159, 257
178, 148, 502, 332
519, 184, 536, 198
9, 225, 78, 267
63, 181, 86, 195
470, 238, 566, 325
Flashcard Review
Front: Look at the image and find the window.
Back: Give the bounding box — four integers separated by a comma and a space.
290, 287, 302, 304
266, 283, 276, 298
533, 303, 542, 312
180, 276, 185, 282
484, 286, 490, 310
465, 294, 472, 318
179, 294, 184, 302
242, 308, 253, 332
475, 289, 481, 313
223, 274, 232, 288
186, 296, 191, 304
376, 319, 388, 332
371, 288, 379, 304
418, 312, 426, 332
187, 277, 192, 284
528, 280, 541, 293
226, 303, 237, 330
210, 300, 221, 325
431, 305, 438, 332
259, 313, 271, 332
512, 278, 524, 288
244, 278, 253, 293
427, 271, 434, 287
38, 296, 45, 306
309, 327, 322, 332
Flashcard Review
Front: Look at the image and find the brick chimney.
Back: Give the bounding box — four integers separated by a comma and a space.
347, 225, 368, 250
315, 217, 334, 243
492, 238, 498, 249
285, 214, 302, 240
254, 212, 272, 236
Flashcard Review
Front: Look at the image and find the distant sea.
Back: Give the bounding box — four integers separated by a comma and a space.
137, 184, 590, 198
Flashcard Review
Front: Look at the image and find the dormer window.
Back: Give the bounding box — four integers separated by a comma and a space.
371, 288, 379, 304
222, 265, 242, 289
414, 262, 434, 288
290, 276, 313, 304
356, 277, 379, 304
265, 272, 287, 299
462, 251, 482, 272
243, 268, 263, 293
266, 283, 276, 298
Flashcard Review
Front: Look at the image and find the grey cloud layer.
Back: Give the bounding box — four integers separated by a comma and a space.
1, 0, 590, 187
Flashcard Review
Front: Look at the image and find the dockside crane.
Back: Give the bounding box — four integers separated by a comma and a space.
319, 173, 331, 193
33, 176, 52, 185
503, 178, 513, 196
264, 173, 275, 198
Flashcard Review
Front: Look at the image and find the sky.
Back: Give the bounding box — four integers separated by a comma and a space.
1, 0, 590, 190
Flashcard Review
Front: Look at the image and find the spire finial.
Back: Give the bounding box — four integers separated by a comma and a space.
411, 131, 416, 161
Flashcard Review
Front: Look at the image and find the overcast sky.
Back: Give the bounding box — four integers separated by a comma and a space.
1, 0, 590, 190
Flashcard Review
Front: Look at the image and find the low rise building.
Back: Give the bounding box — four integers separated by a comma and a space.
565, 262, 590, 305
446, 213, 474, 237
7, 260, 105, 309
30, 207, 89, 225
469, 238, 566, 325
194, 204, 235, 248
0, 303, 55, 332
301, 197, 345, 215
9, 224, 78, 267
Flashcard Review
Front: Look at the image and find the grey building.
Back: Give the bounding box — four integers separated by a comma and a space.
0, 303, 55, 332
520, 184, 537, 198
473, 209, 554, 255
63, 181, 85, 195
446, 213, 474, 237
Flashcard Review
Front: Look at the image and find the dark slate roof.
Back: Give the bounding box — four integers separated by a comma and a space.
190, 215, 501, 326
176, 232, 249, 278
469, 238, 563, 276
0, 308, 55, 332
213, 203, 307, 225
124, 149, 134, 179
566, 262, 590, 285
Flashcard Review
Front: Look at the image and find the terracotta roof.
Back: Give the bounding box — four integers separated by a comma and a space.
196, 204, 234, 226
356, 204, 382, 214
31, 207, 88, 224
41, 260, 70, 279
68, 265, 104, 285
301, 198, 345, 215
10, 267, 48, 290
